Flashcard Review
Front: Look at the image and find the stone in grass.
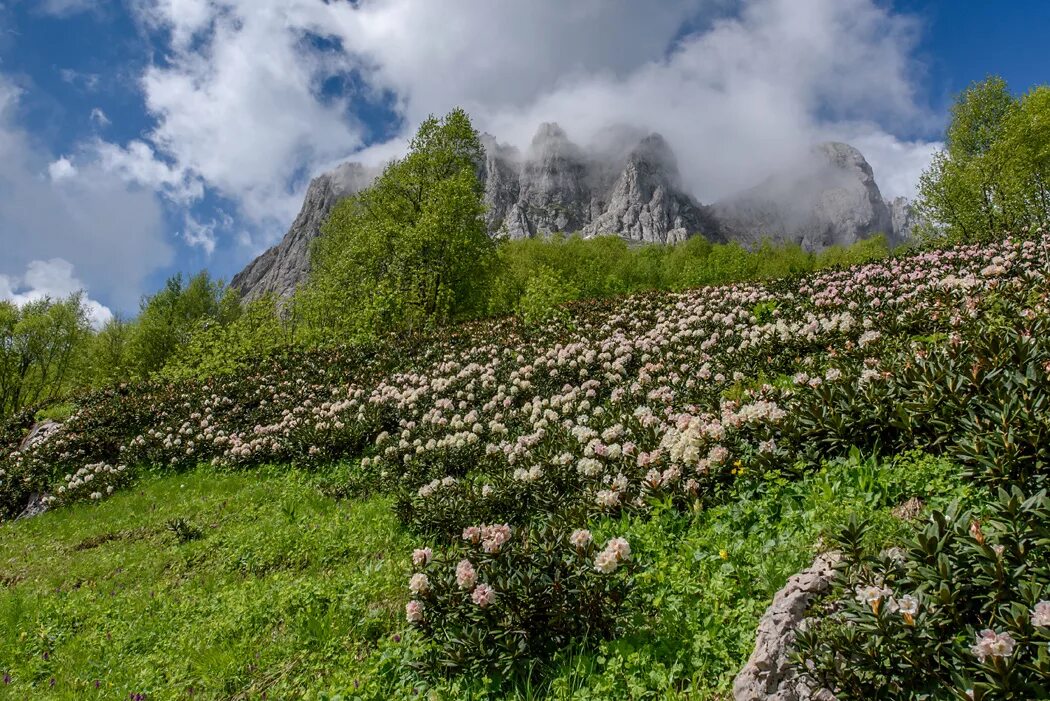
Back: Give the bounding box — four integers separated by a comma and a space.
733, 551, 840, 701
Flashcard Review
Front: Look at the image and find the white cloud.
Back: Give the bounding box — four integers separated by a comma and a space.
110, 0, 368, 230
0, 258, 114, 328
180, 213, 231, 256
91, 138, 203, 202
48, 156, 77, 181
91, 0, 940, 253
0, 74, 173, 311
90, 107, 110, 127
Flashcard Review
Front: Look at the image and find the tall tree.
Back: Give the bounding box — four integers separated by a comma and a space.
917, 76, 1050, 243
0, 294, 90, 418
297, 108, 493, 341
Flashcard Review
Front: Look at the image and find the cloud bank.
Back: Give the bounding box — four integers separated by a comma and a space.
55, 0, 944, 292
0, 75, 172, 315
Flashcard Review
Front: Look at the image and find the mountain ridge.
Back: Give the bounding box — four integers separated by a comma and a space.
232, 124, 914, 302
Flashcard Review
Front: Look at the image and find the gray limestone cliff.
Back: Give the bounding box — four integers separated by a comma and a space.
712, 142, 898, 252
231, 127, 914, 302
231, 163, 375, 303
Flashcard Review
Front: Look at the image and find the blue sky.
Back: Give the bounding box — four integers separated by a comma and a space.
0, 0, 1046, 324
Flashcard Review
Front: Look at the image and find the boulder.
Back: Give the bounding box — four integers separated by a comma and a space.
732, 551, 841, 701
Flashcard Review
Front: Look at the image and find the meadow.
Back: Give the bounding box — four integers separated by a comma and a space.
2, 231, 1049, 699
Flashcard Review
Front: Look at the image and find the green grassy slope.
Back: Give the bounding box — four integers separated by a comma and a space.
0, 453, 969, 700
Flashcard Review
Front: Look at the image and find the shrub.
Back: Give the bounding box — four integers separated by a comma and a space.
406, 524, 635, 679
796, 487, 1050, 699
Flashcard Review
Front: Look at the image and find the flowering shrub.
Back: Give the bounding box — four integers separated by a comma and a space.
3, 230, 1050, 690
405, 524, 635, 677
47, 462, 131, 508
795, 487, 1050, 699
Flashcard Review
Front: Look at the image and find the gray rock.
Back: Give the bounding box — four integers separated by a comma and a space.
18, 419, 62, 452
15, 492, 49, 521
13, 420, 64, 521
888, 196, 920, 243
733, 551, 841, 701
231, 162, 376, 303
231, 130, 903, 301
712, 143, 893, 252
581, 133, 722, 244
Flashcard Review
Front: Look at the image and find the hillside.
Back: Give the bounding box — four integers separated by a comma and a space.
2, 231, 1050, 699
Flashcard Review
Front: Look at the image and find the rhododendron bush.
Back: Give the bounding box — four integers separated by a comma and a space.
796, 488, 1050, 699
3, 230, 1050, 689
405, 524, 635, 676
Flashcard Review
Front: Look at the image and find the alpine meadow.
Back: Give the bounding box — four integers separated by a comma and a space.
1, 3, 1049, 700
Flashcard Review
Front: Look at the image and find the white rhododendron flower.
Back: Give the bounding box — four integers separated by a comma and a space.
971, 629, 1016, 662
405, 600, 424, 623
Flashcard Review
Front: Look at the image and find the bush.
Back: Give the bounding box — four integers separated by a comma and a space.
406, 524, 636, 680
796, 487, 1050, 700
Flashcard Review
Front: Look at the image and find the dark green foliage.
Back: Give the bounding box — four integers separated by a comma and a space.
165, 516, 204, 544
796, 488, 1050, 700
410, 525, 635, 681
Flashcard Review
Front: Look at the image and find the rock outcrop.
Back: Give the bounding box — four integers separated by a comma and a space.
231, 127, 915, 302
14, 420, 63, 521
712, 143, 897, 252
231, 163, 375, 303
733, 551, 840, 701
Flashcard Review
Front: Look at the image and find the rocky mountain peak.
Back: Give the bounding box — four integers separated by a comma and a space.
710, 141, 898, 251
230, 125, 917, 302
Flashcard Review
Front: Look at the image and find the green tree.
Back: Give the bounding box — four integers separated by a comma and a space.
916, 76, 1050, 244
86, 316, 134, 387
0, 294, 90, 418
127, 271, 233, 377
296, 108, 494, 342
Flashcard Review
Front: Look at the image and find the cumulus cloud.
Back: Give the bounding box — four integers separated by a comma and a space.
340, 0, 941, 201
0, 74, 173, 311
38, 0, 99, 18
88, 0, 941, 255
0, 258, 114, 328
48, 156, 77, 181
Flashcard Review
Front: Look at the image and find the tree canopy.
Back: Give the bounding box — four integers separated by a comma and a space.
917, 76, 1050, 244
296, 108, 494, 342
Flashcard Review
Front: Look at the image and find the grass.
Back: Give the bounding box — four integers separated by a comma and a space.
0, 453, 973, 700
0, 467, 413, 700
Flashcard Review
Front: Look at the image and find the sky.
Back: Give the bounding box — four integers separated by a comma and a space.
0, 0, 1046, 325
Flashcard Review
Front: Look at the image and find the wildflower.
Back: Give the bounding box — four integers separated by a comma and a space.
481, 484, 494, 497
971, 629, 1016, 662
569, 529, 592, 549
412, 547, 433, 567
480, 524, 512, 553
471, 583, 496, 608
605, 537, 631, 562
1032, 601, 1050, 627
594, 550, 619, 574
596, 489, 620, 508
855, 584, 893, 614
455, 559, 477, 589
462, 526, 481, 544
405, 600, 424, 623
409, 573, 430, 595
892, 594, 919, 625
